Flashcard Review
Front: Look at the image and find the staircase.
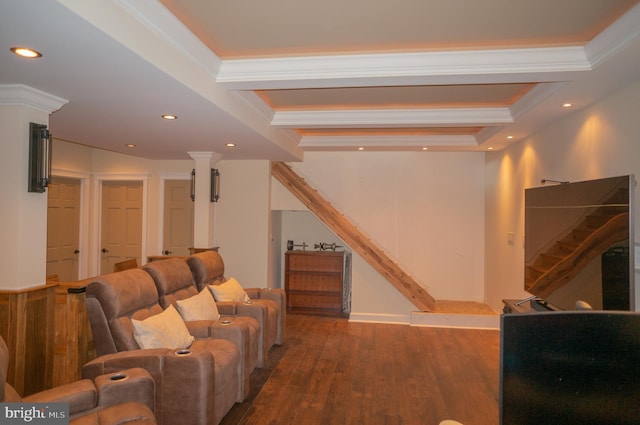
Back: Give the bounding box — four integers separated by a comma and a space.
272, 161, 436, 312
525, 190, 629, 299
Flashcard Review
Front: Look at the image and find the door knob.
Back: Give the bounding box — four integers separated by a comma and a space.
101, 248, 109, 253
74, 249, 80, 254
163, 250, 172, 255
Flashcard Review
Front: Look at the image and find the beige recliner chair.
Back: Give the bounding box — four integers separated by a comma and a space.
83, 268, 241, 425
143, 258, 259, 399
186, 251, 285, 363
1, 335, 156, 425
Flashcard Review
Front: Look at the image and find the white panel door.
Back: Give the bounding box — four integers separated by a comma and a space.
163, 179, 194, 256
47, 177, 81, 281
100, 181, 143, 273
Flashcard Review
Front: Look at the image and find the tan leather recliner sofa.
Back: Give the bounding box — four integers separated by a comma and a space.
1, 335, 156, 425
186, 251, 286, 359
143, 258, 259, 399
83, 268, 240, 425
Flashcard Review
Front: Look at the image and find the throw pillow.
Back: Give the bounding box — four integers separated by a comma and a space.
209, 277, 251, 303
132, 305, 195, 349
176, 288, 221, 321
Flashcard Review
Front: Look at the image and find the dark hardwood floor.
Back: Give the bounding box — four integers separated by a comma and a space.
221, 314, 500, 425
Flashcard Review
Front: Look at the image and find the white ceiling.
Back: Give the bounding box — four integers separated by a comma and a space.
1, 0, 639, 161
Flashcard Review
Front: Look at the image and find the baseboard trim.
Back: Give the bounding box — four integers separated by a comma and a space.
410, 311, 500, 330
348, 312, 410, 325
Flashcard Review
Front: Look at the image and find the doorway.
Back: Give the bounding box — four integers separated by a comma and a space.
163, 179, 194, 257
46, 176, 81, 281
100, 180, 143, 274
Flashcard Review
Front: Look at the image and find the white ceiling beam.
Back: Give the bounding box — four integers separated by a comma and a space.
299, 134, 479, 149
218, 47, 590, 90
272, 107, 513, 128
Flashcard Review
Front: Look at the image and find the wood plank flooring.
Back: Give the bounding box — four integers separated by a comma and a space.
222, 314, 500, 425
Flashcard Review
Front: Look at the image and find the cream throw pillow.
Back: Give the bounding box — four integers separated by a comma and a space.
209, 277, 250, 303
132, 305, 194, 349
176, 289, 221, 321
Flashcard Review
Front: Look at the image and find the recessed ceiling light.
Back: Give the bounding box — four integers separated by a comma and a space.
161, 114, 177, 120
507, 136, 514, 139
487, 147, 494, 150
125, 144, 136, 148
225, 142, 236, 147
10, 47, 42, 58
357, 147, 364, 151
421, 147, 428, 151
562, 103, 573, 108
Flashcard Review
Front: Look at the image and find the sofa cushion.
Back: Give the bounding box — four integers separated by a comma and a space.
132, 305, 194, 349
209, 277, 250, 303
176, 288, 221, 322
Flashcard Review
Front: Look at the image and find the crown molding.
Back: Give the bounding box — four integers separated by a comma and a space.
217, 46, 590, 90
509, 82, 567, 120
585, 2, 640, 68
272, 107, 512, 128
0, 84, 68, 113
115, 0, 222, 75
188, 151, 224, 164
299, 134, 478, 149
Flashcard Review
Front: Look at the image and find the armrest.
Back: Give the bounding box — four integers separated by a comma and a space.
82, 349, 171, 379
82, 347, 214, 384
215, 301, 238, 315
23, 379, 97, 415
82, 348, 216, 425
25, 368, 155, 416
184, 320, 216, 338
245, 288, 260, 299
94, 367, 155, 413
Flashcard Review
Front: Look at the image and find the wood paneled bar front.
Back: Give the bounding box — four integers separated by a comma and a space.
0, 284, 55, 396
52, 279, 95, 386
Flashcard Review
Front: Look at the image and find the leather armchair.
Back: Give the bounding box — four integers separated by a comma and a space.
84, 268, 240, 425
1, 335, 156, 425
186, 251, 285, 359
143, 258, 259, 399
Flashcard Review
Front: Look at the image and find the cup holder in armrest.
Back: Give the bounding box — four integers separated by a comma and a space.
220, 319, 232, 325
109, 373, 128, 382
175, 349, 192, 356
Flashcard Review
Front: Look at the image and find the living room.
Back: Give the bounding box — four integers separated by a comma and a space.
1, 1, 639, 424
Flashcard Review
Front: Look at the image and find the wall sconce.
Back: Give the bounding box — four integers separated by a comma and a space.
190, 168, 221, 202
28, 122, 52, 193
190, 169, 196, 201
211, 168, 220, 202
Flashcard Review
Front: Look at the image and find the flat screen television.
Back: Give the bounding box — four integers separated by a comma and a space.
500, 311, 640, 425
524, 175, 635, 311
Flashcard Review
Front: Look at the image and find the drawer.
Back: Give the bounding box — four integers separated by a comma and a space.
287, 274, 343, 292
287, 254, 343, 272
288, 293, 342, 311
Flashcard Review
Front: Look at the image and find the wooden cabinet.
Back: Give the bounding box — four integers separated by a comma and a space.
285, 250, 345, 316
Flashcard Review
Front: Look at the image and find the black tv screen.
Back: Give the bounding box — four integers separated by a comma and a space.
524, 175, 635, 310
500, 311, 640, 425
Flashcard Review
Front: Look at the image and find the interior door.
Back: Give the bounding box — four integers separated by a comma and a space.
100, 180, 143, 273
163, 179, 194, 256
46, 177, 81, 281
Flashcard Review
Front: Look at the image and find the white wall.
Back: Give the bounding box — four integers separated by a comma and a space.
485, 78, 640, 312
273, 151, 486, 320
213, 160, 272, 288
50, 141, 193, 276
